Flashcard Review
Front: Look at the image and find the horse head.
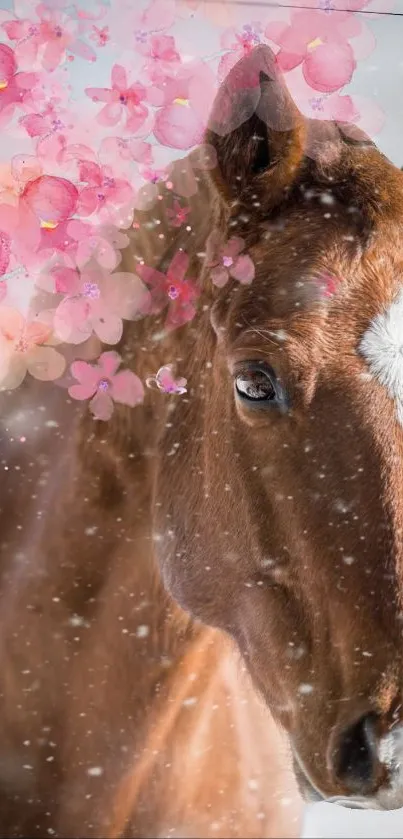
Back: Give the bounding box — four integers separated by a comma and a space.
151, 44, 403, 811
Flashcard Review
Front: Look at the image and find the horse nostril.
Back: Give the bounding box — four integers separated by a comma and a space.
331, 712, 382, 795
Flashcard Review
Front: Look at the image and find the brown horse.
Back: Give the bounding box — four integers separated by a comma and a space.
2, 42, 403, 837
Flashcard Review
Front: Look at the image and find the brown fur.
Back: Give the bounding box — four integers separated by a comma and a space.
1, 43, 403, 835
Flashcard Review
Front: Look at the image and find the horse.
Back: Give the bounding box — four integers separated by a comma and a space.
1, 40, 403, 837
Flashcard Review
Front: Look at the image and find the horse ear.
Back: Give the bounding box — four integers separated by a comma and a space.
205, 44, 307, 209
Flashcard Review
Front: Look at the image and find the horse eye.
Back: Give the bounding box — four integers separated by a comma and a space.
235, 366, 276, 403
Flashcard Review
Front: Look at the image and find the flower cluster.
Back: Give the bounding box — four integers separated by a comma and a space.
0, 0, 385, 418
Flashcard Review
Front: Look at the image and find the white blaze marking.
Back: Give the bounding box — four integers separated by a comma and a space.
360, 289, 403, 425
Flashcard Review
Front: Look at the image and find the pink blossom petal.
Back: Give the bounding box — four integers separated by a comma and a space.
69, 359, 100, 396
85, 86, 115, 103
27, 345, 66, 381
111, 369, 144, 406
97, 101, 123, 126
167, 250, 189, 284
0, 44, 16, 82
98, 350, 121, 378
111, 64, 127, 91
211, 266, 229, 288
54, 297, 92, 345
100, 271, 151, 319
303, 41, 355, 94
22, 175, 78, 224
89, 390, 114, 421
69, 38, 96, 62
92, 309, 123, 345
230, 254, 255, 284
0, 231, 10, 275
154, 103, 205, 150
0, 305, 24, 339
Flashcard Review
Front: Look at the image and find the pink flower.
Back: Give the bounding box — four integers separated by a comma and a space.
146, 364, 187, 394
0, 281, 6, 303
0, 305, 65, 389
2, 4, 96, 71
68, 350, 144, 421
90, 25, 110, 47
265, 8, 374, 93
0, 44, 38, 127
137, 249, 199, 329
76, 160, 133, 218
152, 59, 216, 150
86, 65, 153, 136
218, 22, 262, 82
166, 199, 190, 228
206, 235, 255, 287
136, 34, 181, 85
99, 136, 153, 167
19, 100, 69, 161
52, 265, 151, 345
0, 174, 91, 269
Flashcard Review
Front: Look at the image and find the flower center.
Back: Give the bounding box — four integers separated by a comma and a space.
40, 219, 58, 230
307, 37, 323, 51
173, 97, 189, 107
14, 334, 29, 353
168, 285, 179, 300
0, 80, 8, 91
98, 378, 109, 391
223, 256, 233, 268
82, 281, 100, 299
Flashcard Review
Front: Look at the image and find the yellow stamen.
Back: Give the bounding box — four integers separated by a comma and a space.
307, 37, 323, 51
40, 220, 58, 230
174, 97, 189, 106
0, 80, 8, 90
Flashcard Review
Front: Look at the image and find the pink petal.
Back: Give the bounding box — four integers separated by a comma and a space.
89, 390, 114, 421
167, 250, 189, 284
303, 42, 355, 94
69, 38, 96, 62
69, 359, 100, 396
11, 154, 43, 187
211, 266, 229, 288
156, 366, 177, 391
100, 272, 151, 319
27, 345, 66, 381
54, 297, 92, 345
230, 254, 255, 284
79, 160, 102, 185
98, 350, 121, 378
111, 369, 144, 407
141, 0, 176, 30
97, 102, 122, 127
0, 231, 10, 275
111, 64, 127, 91
93, 310, 123, 345
0, 44, 16, 82
0, 305, 24, 339
153, 103, 205, 151
224, 237, 245, 259
21, 175, 78, 224
85, 86, 114, 103
20, 113, 49, 138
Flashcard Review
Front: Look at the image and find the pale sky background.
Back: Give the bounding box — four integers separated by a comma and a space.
2, 0, 403, 835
